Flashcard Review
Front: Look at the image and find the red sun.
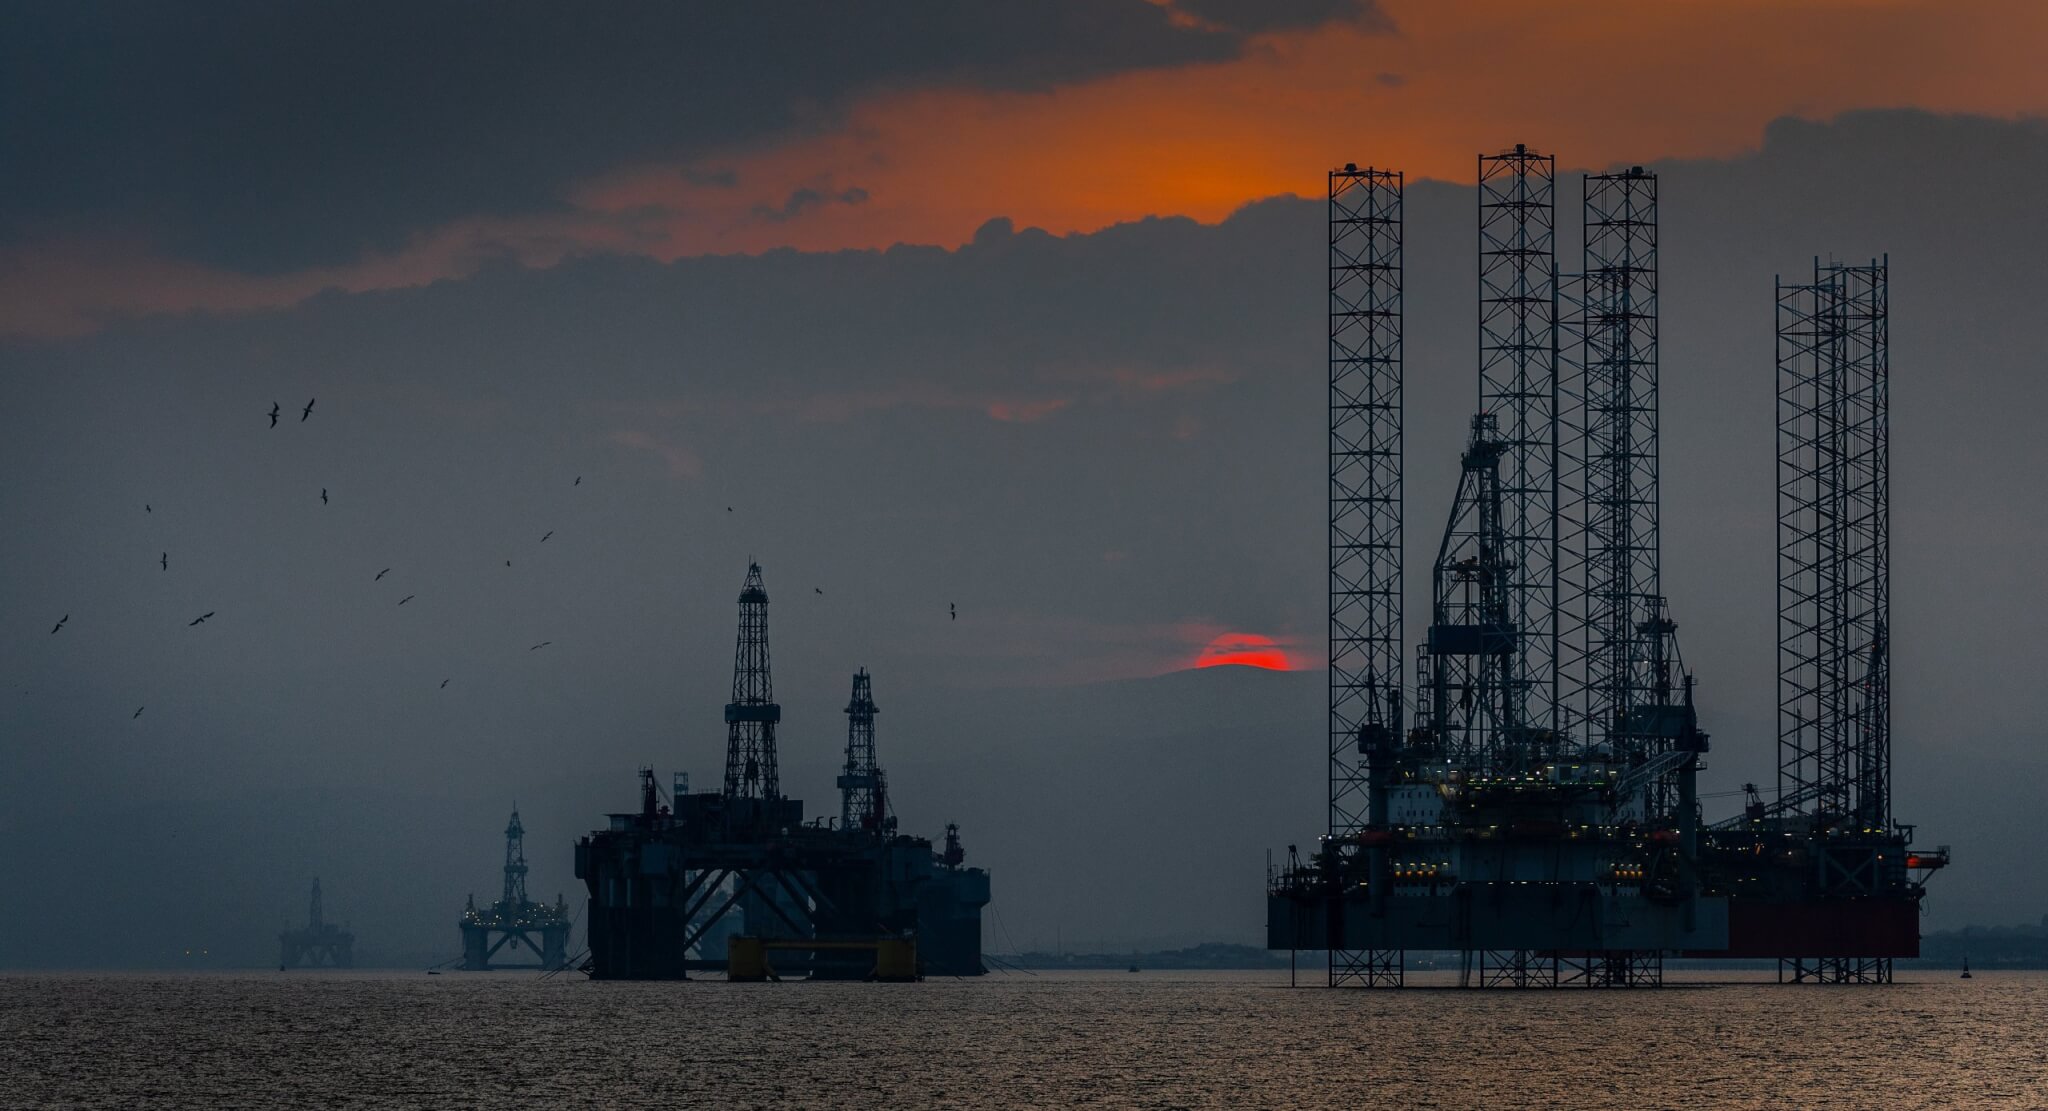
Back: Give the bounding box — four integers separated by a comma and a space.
1194, 633, 1292, 671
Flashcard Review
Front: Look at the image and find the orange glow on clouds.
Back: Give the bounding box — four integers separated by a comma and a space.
1195, 633, 1292, 671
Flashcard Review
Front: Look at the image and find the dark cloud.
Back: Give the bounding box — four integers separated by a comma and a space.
2, 111, 2043, 964
0, 0, 1387, 273
751, 185, 871, 223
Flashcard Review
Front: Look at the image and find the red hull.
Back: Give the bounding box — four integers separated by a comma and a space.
1687, 898, 1919, 958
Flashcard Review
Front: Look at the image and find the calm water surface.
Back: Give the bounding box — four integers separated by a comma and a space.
1, 969, 2040, 1108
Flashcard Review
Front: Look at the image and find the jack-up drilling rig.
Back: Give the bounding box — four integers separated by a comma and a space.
1269, 150, 1946, 988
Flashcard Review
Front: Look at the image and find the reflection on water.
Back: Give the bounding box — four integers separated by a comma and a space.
1, 969, 2041, 1108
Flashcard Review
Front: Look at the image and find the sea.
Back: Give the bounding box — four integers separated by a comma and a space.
1, 969, 2041, 1108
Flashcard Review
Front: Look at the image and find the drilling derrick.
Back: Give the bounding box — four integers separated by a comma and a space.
1422, 415, 1517, 763
1326, 165, 1403, 986
724, 563, 781, 803
839, 668, 890, 834
459, 806, 571, 970
1477, 145, 1560, 742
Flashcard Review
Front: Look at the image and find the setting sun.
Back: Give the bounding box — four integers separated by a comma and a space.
1194, 633, 1291, 671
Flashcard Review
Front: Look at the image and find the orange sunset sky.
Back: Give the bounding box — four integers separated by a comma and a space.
7, 0, 2048, 337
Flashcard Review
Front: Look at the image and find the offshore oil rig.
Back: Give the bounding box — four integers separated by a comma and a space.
458, 806, 572, 970
278, 877, 353, 969
1269, 147, 1948, 987
575, 563, 990, 980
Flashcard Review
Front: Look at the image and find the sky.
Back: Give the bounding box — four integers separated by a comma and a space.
4, 0, 2048, 965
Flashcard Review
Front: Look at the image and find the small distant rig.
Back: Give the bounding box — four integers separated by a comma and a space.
1269, 147, 1948, 987
278, 877, 354, 969
575, 563, 990, 980
459, 806, 572, 971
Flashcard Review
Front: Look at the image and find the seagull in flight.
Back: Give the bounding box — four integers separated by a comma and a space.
134, 706, 145, 719
398, 595, 416, 606
375, 568, 390, 581
504, 560, 512, 567
574, 476, 581, 486
144, 504, 152, 514
269, 401, 280, 428
530, 641, 551, 651
814, 587, 823, 595
726, 506, 733, 513
540, 530, 553, 543
320, 488, 328, 505
300, 398, 316, 422
189, 612, 214, 626
51, 614, 68, 635
440, 679, 450, 689
160, 552, 168, 571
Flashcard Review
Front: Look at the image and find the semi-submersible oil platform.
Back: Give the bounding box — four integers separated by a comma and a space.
1268, 147, 1949, 987
575, 564, 989, 980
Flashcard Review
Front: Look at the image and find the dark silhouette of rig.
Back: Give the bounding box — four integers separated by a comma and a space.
279, 878, 354, 969
459, 806, 571, 970
576, 563, 989, 980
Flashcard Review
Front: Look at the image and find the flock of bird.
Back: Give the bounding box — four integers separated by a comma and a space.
47, 395, 963, 721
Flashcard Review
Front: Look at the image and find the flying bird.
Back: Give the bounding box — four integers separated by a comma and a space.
160, 552, 168, 571
375, 568, 390, 581
269, 401, 280, 427
51, 614, 68, 634
133, 706, 144, 719
574, 476, 581, 486
188, 612, 214, 626
440, 679, 450, 689
144, 504, 151, 514
320, 488, 328, 504
530, 641, 551, 651
540, 531, 553, 543
726, 506, 733, 513
300, 398, 315, 422
814, 587, 823, 595
949, 602, 956, 621
398, 595, 416, 606
504, 560, 511, 567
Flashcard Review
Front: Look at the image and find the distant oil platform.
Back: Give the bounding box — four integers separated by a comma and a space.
1269, 148, 1947, 987
279, 878, 354, 969
576, 563, 990, 980
459, 807, 572, 971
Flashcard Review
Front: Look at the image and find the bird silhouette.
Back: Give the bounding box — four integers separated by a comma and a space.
440, 679, 450, 689
51, 614, 68, 634
320, 488, 328, 504
814, 587, 823, 595
530, 641, 551, 651
398, 595, 416, 606
949, 602, 956, 621
300, 398, 315, 422
726, 506, 733, 513
574, 476, 581, 486
375, 568, 390, 581
144, 504, 152, 513
160, 552, 168, 571
189, 612, 214, 626
540, 531, 553, 543
269, 401, 280, 427
133, 706, 144, 719
504, 560, 511, 567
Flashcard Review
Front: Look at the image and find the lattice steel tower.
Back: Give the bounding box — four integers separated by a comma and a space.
1327, 164, 1403, 988
1328, 164, 1403, 837
722, 562, 781, 800
1777, 259, 1889, 832
1424, 415, 1515, 762
1476, 146, 1560, 750
839, 668, 883, 832
1560, 167, 1671, 789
